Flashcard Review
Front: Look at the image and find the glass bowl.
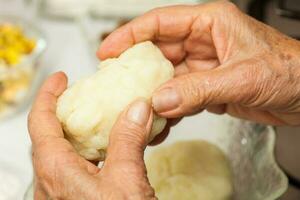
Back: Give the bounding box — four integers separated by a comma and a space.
24, 113, 288, 200
144, 113, 288, 200
0, 15, 47, 120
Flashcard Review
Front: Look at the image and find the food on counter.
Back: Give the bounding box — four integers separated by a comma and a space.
0, 23, 36, 116
0, 71, 32, 111
0, 24, 36, 65
56, 41, 174, 161
146, 140, 233, 200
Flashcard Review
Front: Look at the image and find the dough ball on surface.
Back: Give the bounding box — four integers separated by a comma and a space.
57, 41, 174, 161
146, 140, 233, 200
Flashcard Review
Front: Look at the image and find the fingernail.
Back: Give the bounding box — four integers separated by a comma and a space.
127, 100, 151, 126
152, 87, 181, 113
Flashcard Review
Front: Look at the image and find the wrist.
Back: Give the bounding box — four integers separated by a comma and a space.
283, 38, 300, 111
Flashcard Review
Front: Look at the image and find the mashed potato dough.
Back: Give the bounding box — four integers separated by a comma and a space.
56, 41, 174, 160
146, 140, 233, 200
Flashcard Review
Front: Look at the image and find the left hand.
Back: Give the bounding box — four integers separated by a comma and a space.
98, 1, 300, 126
28, 72, 156, 200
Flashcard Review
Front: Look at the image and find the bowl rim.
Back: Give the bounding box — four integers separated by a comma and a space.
0, 15, 47, 121
265, 125, 289, 200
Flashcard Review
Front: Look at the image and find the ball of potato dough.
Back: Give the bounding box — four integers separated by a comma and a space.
146, 140, 233, 200
56, 41, 174, 161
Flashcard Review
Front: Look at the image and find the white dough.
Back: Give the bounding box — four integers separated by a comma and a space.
146, 140, 233, 200
56, 41, 174, 160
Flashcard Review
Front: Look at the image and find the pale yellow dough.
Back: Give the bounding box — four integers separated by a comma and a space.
56, 41, 174, 161
146, 140, 233, 200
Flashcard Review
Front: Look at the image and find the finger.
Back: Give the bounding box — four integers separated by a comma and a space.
155, 41, 186, 65
84, 159, 101, 175
152, 65, 261, 118
185, 58, 220, 72
174, 62, 190, 76
206, 104, 226, 115
97, 5, 203, 60
29, 72, 102, 199
105, 99, 153, 166
169, 117, 183, 126
174, 59, 220, 77
28, 72, 67, 146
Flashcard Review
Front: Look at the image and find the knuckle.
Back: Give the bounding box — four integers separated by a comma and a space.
209, 1, 240, 16
237, 60, 272, 106
196, 1, 241, 18
122, 119, 145, 133
114, 121, 147, 146
179, 75, 205, 109
218, 1, 239, 12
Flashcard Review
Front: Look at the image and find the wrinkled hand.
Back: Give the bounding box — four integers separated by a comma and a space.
98, 0, 300, 126
28, 72, 156, 200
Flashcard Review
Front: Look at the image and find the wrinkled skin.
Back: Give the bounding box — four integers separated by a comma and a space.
28, 1, 300, 199
28, 73, 156, 200
99, 0, 300, 126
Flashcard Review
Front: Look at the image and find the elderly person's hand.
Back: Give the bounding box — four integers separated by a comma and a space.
28, 72, 156, 200
98, 0, 300, 126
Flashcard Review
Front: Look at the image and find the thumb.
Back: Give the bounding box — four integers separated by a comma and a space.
152, 66, 259, 118
105, 99, 153, 166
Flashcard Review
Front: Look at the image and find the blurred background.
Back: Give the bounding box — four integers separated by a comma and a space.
0, 0, 299, 199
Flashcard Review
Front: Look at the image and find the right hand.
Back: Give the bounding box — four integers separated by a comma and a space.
98, 0, 300, 126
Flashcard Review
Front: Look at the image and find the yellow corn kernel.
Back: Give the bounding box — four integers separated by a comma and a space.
3, 48, 20, 65
0, 23, 36, 66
